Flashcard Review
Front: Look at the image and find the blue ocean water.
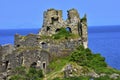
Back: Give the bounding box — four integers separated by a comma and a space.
0, 28, 39, 45
0, 26, 120, 70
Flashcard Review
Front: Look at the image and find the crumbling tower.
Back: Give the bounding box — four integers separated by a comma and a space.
39, 9, 64, 36
38, 8, 88, 48
81, 14, 88, 48
66, 9, 81, 35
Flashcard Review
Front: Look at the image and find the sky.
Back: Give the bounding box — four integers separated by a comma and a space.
0, 0, 120, 29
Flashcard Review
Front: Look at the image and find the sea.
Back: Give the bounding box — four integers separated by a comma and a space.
0, 26, 120, 70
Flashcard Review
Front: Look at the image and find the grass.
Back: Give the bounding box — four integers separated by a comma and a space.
70, 45, 120, 75
49, 45, 120, 80
47, 57, 69, 74
10, 45, 120, 80
52, 28, 80, 40
40, 28, 80, 41
10, 66, 44, 80
95, 67, 120, 74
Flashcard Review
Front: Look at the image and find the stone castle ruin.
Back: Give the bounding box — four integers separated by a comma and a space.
39, 8, 87, 46
0, 8, 88, 79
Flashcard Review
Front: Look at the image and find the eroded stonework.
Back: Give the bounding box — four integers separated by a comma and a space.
39, 8, 87, 47
0, 8, 88, 79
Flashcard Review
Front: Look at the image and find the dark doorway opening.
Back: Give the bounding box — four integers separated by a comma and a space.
43, 63, 46, 69
30, 62, 37, 68
16, 44, 20, 47
5, 61, 9, 69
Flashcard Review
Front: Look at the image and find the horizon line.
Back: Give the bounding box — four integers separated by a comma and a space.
0, 25, 120, 30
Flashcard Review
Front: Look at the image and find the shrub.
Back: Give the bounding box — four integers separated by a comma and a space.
26, 68, 44, 80
70, 45, 108, 73
10, 67, 44, 80
52, 28, 73, 39
10, 75, 26, 80
48, 57, 69, 74
53, 76, 90, 80
13, 66, 26, 75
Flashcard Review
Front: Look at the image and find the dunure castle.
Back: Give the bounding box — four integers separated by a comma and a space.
0, 8, 87, 79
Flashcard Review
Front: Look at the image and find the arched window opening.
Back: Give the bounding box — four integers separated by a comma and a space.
66, 27, 72, 33
46, 26, 50, 31
41, 42, 46, 45
55, 28, 61, 32
41, 42, 47, 49
30, 62, 37, 68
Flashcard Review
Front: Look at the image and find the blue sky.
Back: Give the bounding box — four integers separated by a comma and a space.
0, 0, 120, 29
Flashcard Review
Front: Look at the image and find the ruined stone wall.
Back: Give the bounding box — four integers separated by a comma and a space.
67, 9, 80, 35
14, 33, 83, 59
38, 8, 88, 47
81, 14, 88, 48
0, 45, 14, 79
38, 8, 83, 37
14, 34, 40, 47
0, 44, 50, 79
39, 9, 65, 36
0, 8, 88, 79
43, 8, 63, 26
0, 46, 3, 72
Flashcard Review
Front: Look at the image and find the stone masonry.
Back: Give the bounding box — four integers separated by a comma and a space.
0, 8, 88, 79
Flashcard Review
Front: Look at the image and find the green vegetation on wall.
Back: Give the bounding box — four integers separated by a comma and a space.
52, 28, 71, 39
10, 66, 44, 80
81, 14, 87, 22
52, 28, 79, 40
39, 27, 80, 41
